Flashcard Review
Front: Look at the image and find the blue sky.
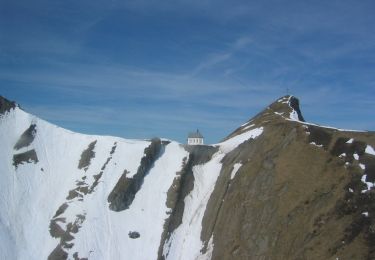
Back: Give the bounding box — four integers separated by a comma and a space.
1, 0, 374, 143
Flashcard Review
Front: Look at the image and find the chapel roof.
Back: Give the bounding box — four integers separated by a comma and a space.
188, 129, 203, 138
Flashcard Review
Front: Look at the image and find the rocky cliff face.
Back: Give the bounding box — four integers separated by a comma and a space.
0, 95, 374, 260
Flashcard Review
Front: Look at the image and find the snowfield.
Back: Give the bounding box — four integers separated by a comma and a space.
0, 106, 264, 260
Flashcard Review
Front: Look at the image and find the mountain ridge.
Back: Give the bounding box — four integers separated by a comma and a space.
1, 94, 375, 260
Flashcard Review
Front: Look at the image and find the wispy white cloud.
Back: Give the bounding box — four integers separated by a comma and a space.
233, 36, 253, 49
190, 35, 253, 76
191, 52, 232, 75
1, 56, 263, 103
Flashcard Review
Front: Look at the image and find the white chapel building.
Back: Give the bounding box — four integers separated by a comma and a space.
187, 129, 204, 145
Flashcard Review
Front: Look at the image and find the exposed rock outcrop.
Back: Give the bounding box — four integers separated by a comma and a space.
14, 124, 37, 150
108, 138, 165, 211
13, 149, 39, 168
78, 141, 97, 171
0, 96, 16, 115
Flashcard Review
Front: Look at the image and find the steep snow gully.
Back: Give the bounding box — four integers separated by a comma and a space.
1, 95, 374, 260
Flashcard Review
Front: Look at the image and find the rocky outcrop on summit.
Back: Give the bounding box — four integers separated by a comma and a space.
288, 95, 305, 121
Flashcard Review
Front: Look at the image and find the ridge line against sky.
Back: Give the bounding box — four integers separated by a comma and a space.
1, 0, 374, 143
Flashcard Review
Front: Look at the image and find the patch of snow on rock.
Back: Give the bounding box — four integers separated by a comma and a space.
310, 142, 323, 148
361, 175, 374, 192
242, 124, 255, 130
230, 163, 242, 180
365, 145, 375, 155
289, 110, 300, 121
240, 120, 252, 127
196, 235, 214, 260
218, 127, 263, 153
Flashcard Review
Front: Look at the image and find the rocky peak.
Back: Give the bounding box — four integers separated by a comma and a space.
224, 95, 305, 141
288, 96, 305, 121
251, 95, 306, 126
267, 95, 305, 122
0, 96, 17, 115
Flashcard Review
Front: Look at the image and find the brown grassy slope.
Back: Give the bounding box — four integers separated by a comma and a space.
201, 96, 375, 260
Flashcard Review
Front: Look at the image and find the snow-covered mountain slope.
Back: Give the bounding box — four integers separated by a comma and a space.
0, 99, 179, 260
0, 96, 264, 260
1, 95, 375, 260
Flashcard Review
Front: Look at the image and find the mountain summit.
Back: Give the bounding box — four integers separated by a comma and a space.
224, 95, 304, 141
0, 95, 374, 260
